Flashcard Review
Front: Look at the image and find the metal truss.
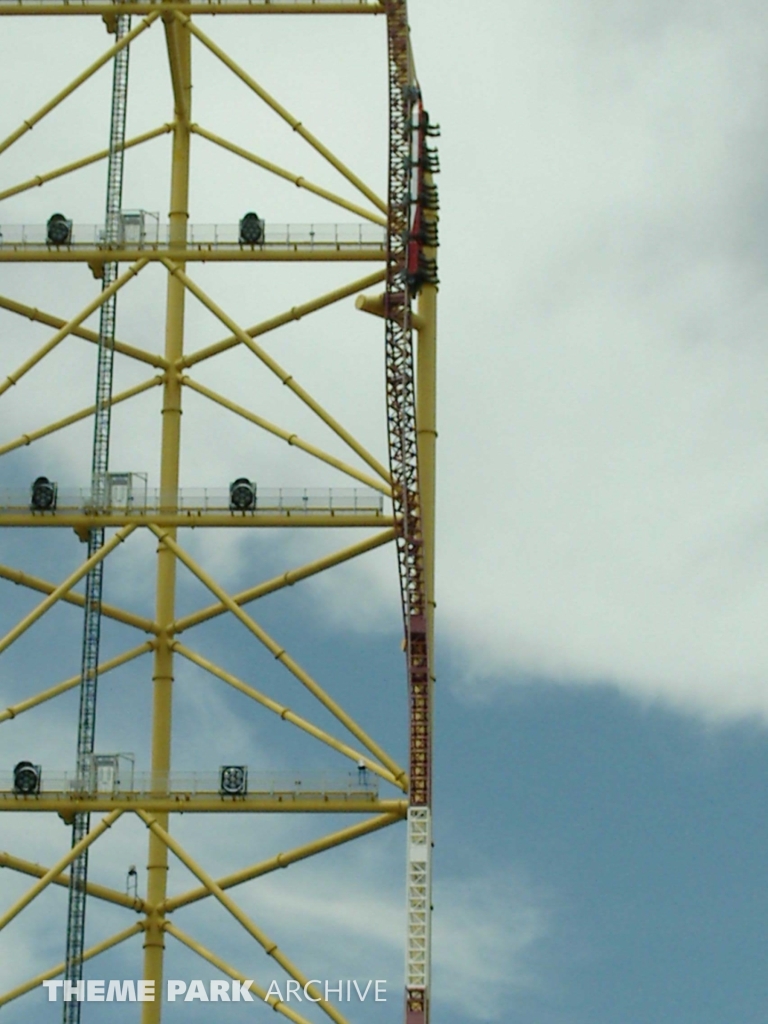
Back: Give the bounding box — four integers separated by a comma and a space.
0, 4, 436, 1023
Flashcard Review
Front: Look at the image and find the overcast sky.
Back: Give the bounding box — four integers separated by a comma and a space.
2, 2, 768, 1022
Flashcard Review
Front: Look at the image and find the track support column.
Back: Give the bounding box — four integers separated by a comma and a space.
141, 14, 191, 1024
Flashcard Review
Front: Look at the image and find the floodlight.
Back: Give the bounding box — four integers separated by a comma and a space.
13, 761, 41, 795
239, 212, 264, 245
30, 476, 56, 511
229, 477, 256, 511
219, 765, 247, 796
47, 213, 72, 245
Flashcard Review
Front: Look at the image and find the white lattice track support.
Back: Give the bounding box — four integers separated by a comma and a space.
405, 806, 431, 1022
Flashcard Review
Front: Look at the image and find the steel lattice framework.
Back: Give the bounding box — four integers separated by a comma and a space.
0, 3, 437, 1024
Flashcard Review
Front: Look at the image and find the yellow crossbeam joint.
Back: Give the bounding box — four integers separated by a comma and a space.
148, 524, 406, 785
163, 813, 401, 912
0, 851, 145, 911
0, 293, 167, 368
0, 13, 160, 156
0, 641, 154, 723
179, 268, 386, 369
177, 14, 386, 213
0, 810, 122, 931
0, 376, 164, 457
191, 124, 387, 225
164, 924, 314, 1024
0, 524, 137, 656
173, 644, 402, 788
171, 528, 395, 633
0, 563, 158, 633
0, 259, 149, 397
182, 376, 390, 495
137, 812, 351, 1024
162, 258, 391, 482
0, 922, 143, 1008
0, 124, 173, 202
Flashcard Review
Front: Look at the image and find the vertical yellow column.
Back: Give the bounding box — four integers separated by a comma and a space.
141, 15, 191, 1023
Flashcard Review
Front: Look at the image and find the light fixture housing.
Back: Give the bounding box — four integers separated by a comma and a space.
229, 477, 256, 511
238, 212, 264, 245
30, 476, 57, 511
13, 761, 41, 795
46, 213, 72, 246
219, 765, 248, 796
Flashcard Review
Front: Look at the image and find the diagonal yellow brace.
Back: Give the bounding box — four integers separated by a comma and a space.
137, 812, 351, 1024
0, 641, 154, 724
0, 524, 137, 657
179, 267, 386, 369
0, 563, 157, 633
165, 923, 315, 1024
0, 259, 149, 398
0, 851, 145, 911
0, 375, 164, 457
0, 922, 144, 1009
0, 124, 173, 202
172, 528, 395, 633
148, 524, 407, 786
182, 376, 390, 495
173, 643, 402, 788
0, 12, 160, 156
163, 813, 401, 912
0, 810, 123, 932
191, 124, 387, 225
178, 14, 387, 213
162, 258, 391, 482
0, 293, 168, 368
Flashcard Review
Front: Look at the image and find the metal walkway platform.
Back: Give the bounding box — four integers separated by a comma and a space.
0, 222, 386, 261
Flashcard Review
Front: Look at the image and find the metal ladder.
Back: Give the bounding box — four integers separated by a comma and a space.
62, 11, 131, 1022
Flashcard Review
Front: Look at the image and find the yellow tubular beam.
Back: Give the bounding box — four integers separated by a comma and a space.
0, 513, 391, 529
1, 796, 404, 814
0, 293, 168, 368
172, 528, 395, 633
0, 249, 383, 265
141, 18, 191, 1023
148, 525, 407, 785
182, 376, 391, 495
0, 641, 154, 724
0, 851, 145, 911
179, 267, 386, 369
0, 375, 164, 457
0, 124, 173, 202
162, 259, 391, 482
163, 813, 400, 912
0, 13, 160, 157
173, 644, 401, 787
0, 258, 149, 397
178, 15, 386, 214
191, 125, 387, 226
0, 564, 157, 633
0, 922, 144, 1009
0, 3, 386, 14
164, 924, 314, 1024
0, 524, 136, 657
137, 813, 351, 1024
0, 811, 122, 931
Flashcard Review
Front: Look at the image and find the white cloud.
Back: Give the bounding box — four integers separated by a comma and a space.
400, 1, 768, 720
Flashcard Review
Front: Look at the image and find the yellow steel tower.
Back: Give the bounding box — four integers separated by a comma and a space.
0, 3, 437, 1023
